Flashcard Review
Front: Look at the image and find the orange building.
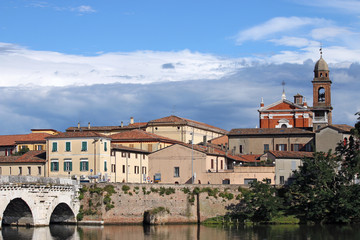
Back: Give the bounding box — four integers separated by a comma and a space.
258, 93, 313, 129
258, 52, 332, 130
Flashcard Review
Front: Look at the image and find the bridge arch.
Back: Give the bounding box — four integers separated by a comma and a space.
2, 198, 34, 227
50, 202, 76, 224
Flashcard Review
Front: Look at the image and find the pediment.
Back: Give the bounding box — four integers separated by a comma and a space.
259, 99, 307, 112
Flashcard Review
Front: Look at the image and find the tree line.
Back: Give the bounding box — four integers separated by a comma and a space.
231, 113, 360, 224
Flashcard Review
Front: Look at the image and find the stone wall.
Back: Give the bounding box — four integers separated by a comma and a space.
78, 183, 242, 224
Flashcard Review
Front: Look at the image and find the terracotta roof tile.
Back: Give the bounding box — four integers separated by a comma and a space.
0, 150, 46, 163
46, 131, 109, 139
111, 144, 150, 153
316, 124, 353, 133
66, 123, 147, 132
148, 115, 228, 134
0, 133, 52, 146
228, 128, 314, 136
111, 129, 181, 143
268, 151, 314, 159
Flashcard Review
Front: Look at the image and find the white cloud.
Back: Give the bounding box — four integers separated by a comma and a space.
295, 0, 360, 14
269, 37, 316, 48
235, 17, 329, 45
0, 43, 248, 87
73, 5, 96, 13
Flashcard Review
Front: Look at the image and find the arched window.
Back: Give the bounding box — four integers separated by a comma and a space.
318, 87, 325, 102
281, 124, 287, 128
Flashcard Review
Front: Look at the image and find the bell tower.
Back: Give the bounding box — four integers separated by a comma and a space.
312, 48, 332, 130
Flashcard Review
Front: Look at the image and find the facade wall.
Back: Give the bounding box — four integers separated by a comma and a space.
228, 135, 314, 155
112, 141, 173, 152
316, 128, 349, 153
47, 137, 111, 181
146, 125, 223, 144
275, 158, 302, 185
0, 163, 46, 177
110, 150, 148, 183
17, 143, 46, 151
0, 146, 15, 156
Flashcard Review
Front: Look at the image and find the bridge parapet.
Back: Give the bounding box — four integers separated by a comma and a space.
0, 176, 80, 228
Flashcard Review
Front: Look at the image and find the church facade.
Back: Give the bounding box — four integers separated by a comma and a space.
258, 52, 332, 131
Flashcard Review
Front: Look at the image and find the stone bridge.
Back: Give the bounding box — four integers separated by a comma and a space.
0, 176, 80, 228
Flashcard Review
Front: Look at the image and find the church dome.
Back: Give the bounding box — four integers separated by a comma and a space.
314, 57, 329, 72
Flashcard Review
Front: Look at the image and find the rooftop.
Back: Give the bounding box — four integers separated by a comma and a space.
228, 128, 314, 136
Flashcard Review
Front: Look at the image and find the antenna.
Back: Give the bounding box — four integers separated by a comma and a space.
281, 81, 286, 100
319, 43, 323, 58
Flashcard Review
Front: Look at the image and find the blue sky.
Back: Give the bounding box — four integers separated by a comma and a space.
0, 0, 360, 134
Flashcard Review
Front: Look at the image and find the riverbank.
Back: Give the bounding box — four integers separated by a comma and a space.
77, 183, 242, 225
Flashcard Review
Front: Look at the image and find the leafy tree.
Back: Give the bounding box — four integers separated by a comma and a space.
237, 179, 282, 223
11, 147, 29, 156
288, 113, 360, 224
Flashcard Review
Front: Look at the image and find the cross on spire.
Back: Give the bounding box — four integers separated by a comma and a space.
320, 43, 323, 58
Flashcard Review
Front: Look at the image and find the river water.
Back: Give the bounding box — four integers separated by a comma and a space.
2, 224, 360, 240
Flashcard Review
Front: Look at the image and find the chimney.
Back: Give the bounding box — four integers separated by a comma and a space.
260, 97, 264, 107
121, 121, 123, 127
88, 122, 91, 129
303, 97, 308, 108
78, 122, 80, 129
130, 117, 134, 124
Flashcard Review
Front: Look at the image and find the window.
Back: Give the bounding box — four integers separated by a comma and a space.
52, 142, 58, 152
27, 167, 31, 175
221, 160, 223, 170
280, 176, 285, 185
291, 161, 297, 171
239, 145, 243, 154
244, 178, 256, 185
291, 144, 303, 151
128, 153, 131, 158
148, 145, 152, 152
104, 161, 107, 172
318, 87, 325, 102
134, 166, 139, 174
104, 142, 108, 151
81, 141, 88, 151
211, 159, 214, 169
135, 153, 138, 159
37, 145, 43, 150
122, 165, 125, 173
122, 152, 126, 157
64, 160, 72, 172
142, 167, 147, 174
264, 144, 269, 153
143, 154, 145, 159
51, 160, 59, 172
276, 144, 287, 151
38, 167, 41, 175
65, 142, 71, 152
129, 144, 134, 148
18, 167, 22, 175
80, 159, 89, 171
111, 164, 116, 173
174, 167, 180, 177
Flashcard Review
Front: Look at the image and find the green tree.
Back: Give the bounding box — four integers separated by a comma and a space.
11, 147, 29, 156
237, 179, 282, 223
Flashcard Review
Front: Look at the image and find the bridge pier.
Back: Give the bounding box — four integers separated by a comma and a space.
0, 176, 80, 228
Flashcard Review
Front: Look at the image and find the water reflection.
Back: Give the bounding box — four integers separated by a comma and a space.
2, 224, 360, 240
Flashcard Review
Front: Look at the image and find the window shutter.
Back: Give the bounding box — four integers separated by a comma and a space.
291, 144, 294, 151
86, 161, 89, 171
284, 144, 287, 151
104, 161, 107, 171
64, 162, 66, 171
70, 162, 73, 171
104, 142, 107, 151
276, 144, 279, 151
51, 163, 54, 171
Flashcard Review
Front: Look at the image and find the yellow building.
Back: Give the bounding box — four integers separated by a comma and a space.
146, 115, 228, 144
46, 132, 111, 182
110, 145, 149, 183
0, 151, 46, 177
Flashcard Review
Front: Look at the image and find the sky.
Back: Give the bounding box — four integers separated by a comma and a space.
1, 0, 360, 134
